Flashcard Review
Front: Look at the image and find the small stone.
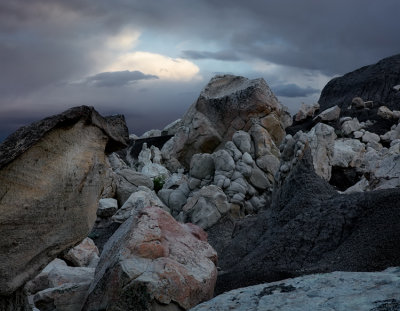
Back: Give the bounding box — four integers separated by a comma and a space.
97, 198, 118, 218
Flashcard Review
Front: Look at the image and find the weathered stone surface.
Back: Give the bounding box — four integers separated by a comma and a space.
162, 119, 182, 136
112, 186, 169, 223
260, 113, 285, 146
318, 54, 400, 111
232, 131, 252, 154
27, 258, 95, 311
190, 153, 215, 180
294, 103, 319, 122
249, 123, 279, 158
331, 138, 366, 168
256, 154, 280, 175
64, 238, 99, 268
141, 163, 171, 179
341, 117, 362, 136
162, 75, 283, 167
114, 168, 154, 205
249, 166, 271, 190
141, 129, 162, 139
213, 149, 235, 178
362, 131, 381, 144
83, 207, 217, 311
97, 198, 118, 218
34, 282, 92, 311
192, 268, 400, 311
307, 123, 336, 180
316, 105, 341, 121
208, 142, 400, 294
181, 185, 230, 229
0, 106, 128, 296
378, 105, 394, 119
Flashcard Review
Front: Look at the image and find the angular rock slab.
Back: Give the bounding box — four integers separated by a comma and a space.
0, 106, 128, 296
192, 268, 400, 311
83, 206, 218, 311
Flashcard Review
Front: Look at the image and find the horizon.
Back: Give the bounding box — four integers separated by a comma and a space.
1, 1, 400, 141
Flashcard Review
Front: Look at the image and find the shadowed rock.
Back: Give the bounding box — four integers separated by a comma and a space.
318, 54, 400, 111
0, 106, 128, 303
210, 144, 400, 294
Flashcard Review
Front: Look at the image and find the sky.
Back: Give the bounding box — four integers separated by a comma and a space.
1, 0, 400, 141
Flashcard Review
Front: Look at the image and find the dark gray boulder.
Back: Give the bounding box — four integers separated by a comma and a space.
318, 54, 400, 111
210, 146, 400, 294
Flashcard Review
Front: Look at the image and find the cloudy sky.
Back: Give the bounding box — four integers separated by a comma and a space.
1, 0, 399, 140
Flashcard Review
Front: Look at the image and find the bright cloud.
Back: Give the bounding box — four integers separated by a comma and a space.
105, 29, 141, 51
105, 51, 200, 81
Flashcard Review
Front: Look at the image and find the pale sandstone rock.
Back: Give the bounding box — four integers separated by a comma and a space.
294, 102, 319, 122
97, 198, 118, 218
112, 186, 169, 223
64, 238, 100, 268
316, 105, 341, 121
181, 185, 230, 229
162, 75, 283, 167
331, 139, 366, 168
0, 106, 128, 296
307, 123, 337, 180
377, 105, 394, 119
83, 207, 218, 311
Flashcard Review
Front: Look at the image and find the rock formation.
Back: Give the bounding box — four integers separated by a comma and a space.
83, 206, 217, 311
192, 268, 400, 311
162, 74, 285, 168
318, 54, 400, 111
0, 106, 128, 306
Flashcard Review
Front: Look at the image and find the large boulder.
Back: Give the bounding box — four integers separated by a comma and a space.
318, 54, 400, 111
209, 139, 400, 294
83, 206, 218, 311
0, 106, 128, 299
162, 75, 284, 167
192, 268, 400, 311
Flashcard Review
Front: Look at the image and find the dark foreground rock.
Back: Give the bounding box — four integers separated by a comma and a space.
192, 268, 400, 311
318, 54, 400, 111
210, 146, 400, 294
0, 106, 128, 307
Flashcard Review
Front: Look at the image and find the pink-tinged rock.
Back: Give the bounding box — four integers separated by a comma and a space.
64, 237, 100, 268
82, 206, 218, 311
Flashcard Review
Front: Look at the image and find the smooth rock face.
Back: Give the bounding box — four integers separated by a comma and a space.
83, 206, 218, 311
0, 106, 128, 296
192, 268, 400, 311
316, 105, 341, 121
162, 75, 283, 167
318, 54, 400, 111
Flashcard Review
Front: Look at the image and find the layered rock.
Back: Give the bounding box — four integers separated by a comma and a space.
318, 54, 400, 111
0, 106, 128, 300
83, 206, 217, 311
192, 268, 400, 311
162, 75, 284, 167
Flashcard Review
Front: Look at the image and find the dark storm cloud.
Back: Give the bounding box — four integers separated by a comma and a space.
83, 71, 159, 87
181, 50, 241, 61
272, 84, 320, 98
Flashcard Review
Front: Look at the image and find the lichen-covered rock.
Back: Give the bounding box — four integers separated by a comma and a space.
83, 207, 217, 311
192, 268, 400, 311
0, 106, 128, 297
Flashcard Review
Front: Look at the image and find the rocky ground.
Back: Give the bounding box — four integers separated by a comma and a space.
0, 54, 400, 311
